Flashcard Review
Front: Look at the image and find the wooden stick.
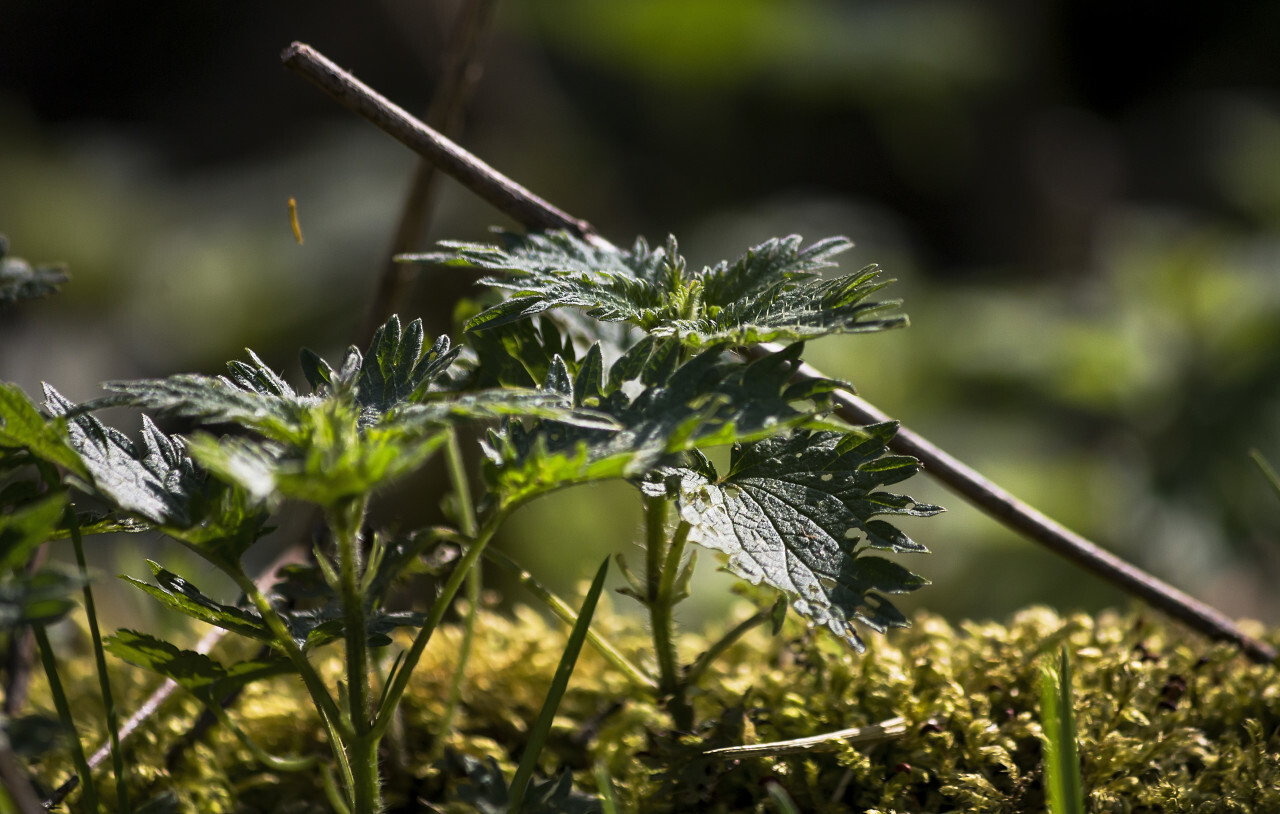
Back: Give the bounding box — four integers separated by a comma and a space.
280, 44, 1277, 665
363, 0, 501, 340
281, 42, 600, 242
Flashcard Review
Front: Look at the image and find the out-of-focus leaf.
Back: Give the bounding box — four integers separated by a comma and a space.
0, 235, 67, 305
0, 492, 66, 571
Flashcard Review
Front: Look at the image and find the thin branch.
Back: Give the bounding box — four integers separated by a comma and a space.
281, 42, 601, 244
770, 353, 1277, 665
364, 0, 501, 340
280, 43, 1278, 666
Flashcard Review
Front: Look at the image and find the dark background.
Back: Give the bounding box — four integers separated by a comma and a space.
3, 1, 1280, 633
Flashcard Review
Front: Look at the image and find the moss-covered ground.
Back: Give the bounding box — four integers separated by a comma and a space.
28, 601, 1280, 813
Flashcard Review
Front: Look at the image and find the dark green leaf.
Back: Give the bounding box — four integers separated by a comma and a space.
121, 560, 272, 643
43, 388, 268, 566
104, 629, 293, 704
412, 230, 906, 346
482, 342, 845, 502
663, 428, 940, 651
0, 569, 81, 628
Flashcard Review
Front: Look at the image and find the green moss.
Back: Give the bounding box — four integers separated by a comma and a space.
24, 603, 1280, 812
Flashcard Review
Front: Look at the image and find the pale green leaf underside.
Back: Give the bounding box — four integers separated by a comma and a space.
409, 231, 906, 346
665, 427, 940, 651
0, 236, 68, 305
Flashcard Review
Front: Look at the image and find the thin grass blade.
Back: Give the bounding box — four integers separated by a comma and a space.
507, 557, 609, 812
1039, 646, 1085, 814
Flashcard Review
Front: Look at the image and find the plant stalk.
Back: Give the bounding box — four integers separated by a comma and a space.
481, 544, 656, 690
430, 432, 483, 760
330, 496, 373, 734
644, 496, 691, 729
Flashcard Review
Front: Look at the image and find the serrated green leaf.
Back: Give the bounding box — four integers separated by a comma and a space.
412, 230, 906, 346
0, 235, 68, 305
121, 560, 272, 643
0, 383, 88, 478
43, 387, 268, 566
482, 342, 845, 503
104, 629, 292, 704
664, 428, 940, 651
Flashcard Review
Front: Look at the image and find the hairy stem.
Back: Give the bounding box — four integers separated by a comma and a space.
231, 571, 349, 739
684, 604, 774, 688
644, 496, 690, 728
330, 496, 372, 733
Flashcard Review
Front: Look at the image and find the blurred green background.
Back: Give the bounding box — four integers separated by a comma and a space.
3, 1, 1280, 636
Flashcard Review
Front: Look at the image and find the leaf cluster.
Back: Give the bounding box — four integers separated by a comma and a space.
412, 231, 906, 347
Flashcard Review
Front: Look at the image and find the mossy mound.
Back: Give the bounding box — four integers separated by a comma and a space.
27, 603, 1280, 812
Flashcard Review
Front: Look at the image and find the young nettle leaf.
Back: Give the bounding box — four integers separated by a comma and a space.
413, 230, 905, 347
482, 341, 846, 503
654, 426, 942, 652
121, 560, 273, 643
104, 629, 293, 706
0, 235, 68, 305
42, 387, 268, 568
0, 383, 89, 479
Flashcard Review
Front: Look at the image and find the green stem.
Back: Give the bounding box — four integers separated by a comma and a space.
644, 496, 690, 729
482, 545, 656, 691
683, 605, 773, 687
430, 432, 482, 760
231, 571, 348, 739
208, 704, 317, 772
66, 510, 129, 813
32, 625, 97, 812
370, 504, 510, 741
330, 496, 372, 734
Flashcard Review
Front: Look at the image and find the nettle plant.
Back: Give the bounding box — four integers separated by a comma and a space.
1, 230, 940, 811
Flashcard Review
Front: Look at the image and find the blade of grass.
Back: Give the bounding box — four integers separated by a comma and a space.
65, 509, 129, 813
1039, 646, 1085, 814
1250, 449, 1280, 502
508, 557, 609, 812
32, 624, 97, 812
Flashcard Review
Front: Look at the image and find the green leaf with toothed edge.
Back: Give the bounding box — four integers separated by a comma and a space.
481, 340, 849, 503
104, 629, 293, 705
409, 230, 907, 347
650, 426, 941, 652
